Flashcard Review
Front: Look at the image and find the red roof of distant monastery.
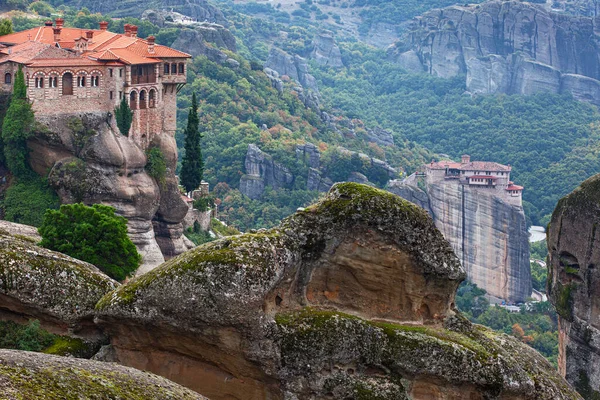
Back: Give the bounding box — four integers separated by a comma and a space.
0, 21, 190, 67
428, 159, 511, 172
506, 183, 523, 191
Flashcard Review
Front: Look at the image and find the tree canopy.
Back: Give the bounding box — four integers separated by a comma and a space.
38, 203, 141, 281
114, 95, 133, 137
180, 92, 204, 193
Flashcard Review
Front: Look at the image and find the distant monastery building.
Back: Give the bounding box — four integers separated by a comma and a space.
424, 155, 523, 206
0, 19, 191, 147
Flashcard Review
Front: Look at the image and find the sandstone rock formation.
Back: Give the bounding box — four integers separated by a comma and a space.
548, 174, 600, 398
0, 220, 41, 242
170, 23, 237, 58
310, 31, 344, 68
388, 174, 531, 302
28, 112, 190, 274
0, 230, 117, 341
0, 349, 206, 399
391, 0, 600, 105
96, 183, 578, 400
264, 47, 319, 91
239, 144, 294, 199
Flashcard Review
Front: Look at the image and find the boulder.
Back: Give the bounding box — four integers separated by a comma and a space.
96, 183, 578, 400
0, 349, 206, 399
0, 231, 117, 339
548, 174, 600, 397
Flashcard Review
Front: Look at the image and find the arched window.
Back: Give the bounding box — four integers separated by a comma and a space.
178, 63, 184, 74
4, 73, 11, 84
149, 89, 156, 108
91, 75, 99, 87
171, 63, 177, 74
139, 90, 146, 109
164, 63, 170, 75
49, 76, 58, 88
129, 91, 137, 109
62, 73, 73, 95
77, 75, 86, 87
35, 76, 44, 88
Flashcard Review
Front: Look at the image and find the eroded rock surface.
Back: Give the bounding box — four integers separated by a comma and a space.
0, 231, 117, 339
29, 112, 190, 273
0, 349, 206, 400
391, 0, 600, 105
265, 47, 319, 91
96, 183, 577, 400
548, 174, 600, 398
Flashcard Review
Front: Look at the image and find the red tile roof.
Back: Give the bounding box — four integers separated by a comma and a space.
506, 184, 523, 191
0, 24, 190, 67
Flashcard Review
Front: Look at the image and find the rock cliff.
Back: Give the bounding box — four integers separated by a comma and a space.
0, 349, 206, 399
239, 144, 294, 199
310, 31, 344, 68
95, 183, 578, 400
28, 112, 191, 274
391, 0, 600, 105
389, 176, 531, 302
265, 48, 319, 91
170, 23, 237, 58
548, 174, 600, 398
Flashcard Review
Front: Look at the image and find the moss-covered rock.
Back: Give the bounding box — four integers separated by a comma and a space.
0, 349, 206, 399
0, 231, 117, 337
95, 183, 576, 400
548, 173, 600, 396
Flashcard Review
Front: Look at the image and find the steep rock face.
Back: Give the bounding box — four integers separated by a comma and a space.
170, 23, 237, 58
0, 231, 117, 339
0, 350, 206, 399
392, 0, 600, 105
239, 144, 294, 199
310, 31, 344, 68
28, 112, 188, 273
264, 47, 319, 91
427, 181, 531, 302
95, 183, 578, 400
548, 174, 600, 398
387, 178, 432, 215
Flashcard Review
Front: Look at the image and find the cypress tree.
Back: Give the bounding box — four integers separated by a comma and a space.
180, 93, 204, 193
2, 66, 34, 178
114, 95, 133, 136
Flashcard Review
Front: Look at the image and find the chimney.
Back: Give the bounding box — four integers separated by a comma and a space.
99, 21, 109, 31
55, 18, 64, 28
53, 27, 61, 42
123, 24, 131, 37
44, 21, 53, 27
147, 35, 155, 53
86, 30, 94, 40
130, 25, 138, 38
461, 154, 470, 164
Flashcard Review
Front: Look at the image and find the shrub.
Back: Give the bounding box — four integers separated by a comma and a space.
145, 147, 167, 188
2, 176, 59, 227
39, 203, 141, 280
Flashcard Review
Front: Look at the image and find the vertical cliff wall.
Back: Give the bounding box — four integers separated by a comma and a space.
390, 178, 530, 301
548, 174, 600, 398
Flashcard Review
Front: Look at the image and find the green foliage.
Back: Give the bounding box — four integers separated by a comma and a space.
456, 280, 559, 367
145, 147, 167, 187
531, 261, 548, 293
114, 95, 133, 137
38, 203, 141, 281
180, 93, 204, 193
2, 66, 34, 178
2, 176, 59, 227
0, 320, 54, 352
28, 1, 54, 16
193, 196, 214, 212
530, 240, 548, 260
184, 225, 214, 246
0, 19, 13, 35
210, 218, 240, 236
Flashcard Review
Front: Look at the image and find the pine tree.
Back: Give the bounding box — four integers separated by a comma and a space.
114, 95, 133, 136
180, 93, 204, 193
2, 66, 35, 178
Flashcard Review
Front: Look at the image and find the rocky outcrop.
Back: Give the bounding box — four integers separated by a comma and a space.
95, 183, 579, 400
170, 23, 237, 59
391, 0, 600, 105
59, 0, 226, 23
0, 349, 206, 399
264, 47, 319, 91
28, 112, 189, 274
310, 31, 344, 68
366, 126, 394, 147
239, 144, 294, 199
0, 220, 41, 242
548, 174, 600, 398
390, 175, 530, 302
0, 231, 117, 340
